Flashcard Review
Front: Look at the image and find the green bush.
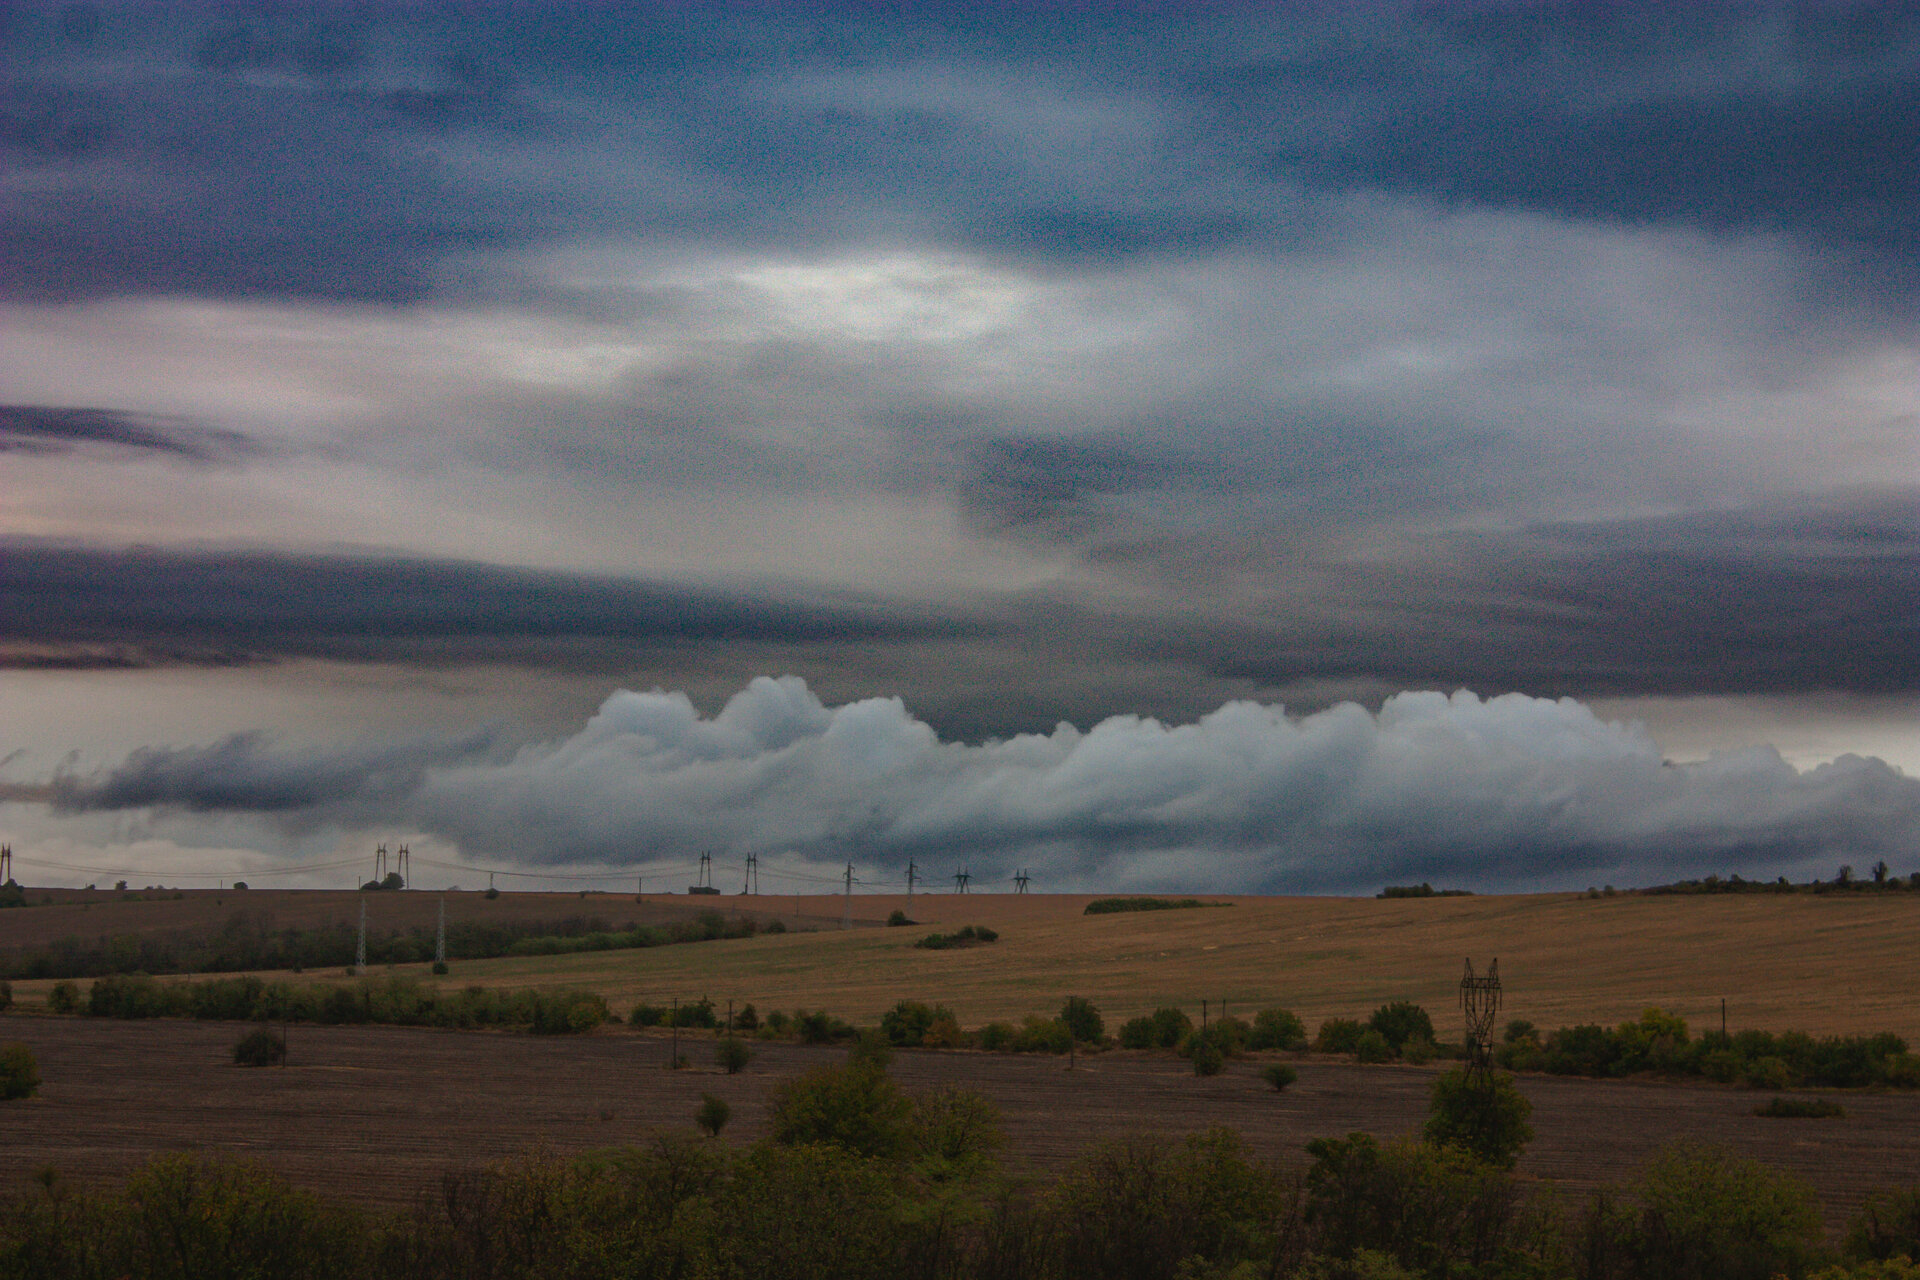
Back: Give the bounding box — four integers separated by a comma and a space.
232, 1027, 286, 1067
1303, 1132, 1550, 1276
1008, 1015, 1072, 1054
1082, 897, 1217, 914
908, 1086, 1004, 1180
912, 924, 999, 950
978, 1020, 1016, 1052
0, 980, 10, 1012
1119, 1006, 1193, 1049
1191, 1034, 1226, 1076
716, 1037, 752, 1074
630, 1002, 666, 1027
430, 960, 448, 975
1846, 1186, 1920, 1264
1317, 1017, 1365, 1054
1590, 1142, 1824, 1280
879, 999, 941, 1046
0, 1043, 39, 1099
768, 1060, 914, 1159
695, 1092, 731, 1137
886, 909, 913, 926
1424, 1067, 1534, 1168
1262, 1063, 1299, 1092
733, 1002, 759, 1032
1367, 1001, 1434, 1053
1755, 1096, 1846, 1118
1354, 1029, 1393, 1063
1046, 1128, 1282, 1278
47, 980, 80, 1014
1249, 1007, 1307, 1050
1060, 995, 1104, 1043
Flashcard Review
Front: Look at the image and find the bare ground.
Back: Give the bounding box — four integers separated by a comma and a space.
2, 1017, 1915, 1235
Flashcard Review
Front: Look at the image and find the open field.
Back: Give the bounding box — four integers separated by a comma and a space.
15, 890, 1904, 1043
7, 889, 1920, 1040
2, 1017, 1916, 1235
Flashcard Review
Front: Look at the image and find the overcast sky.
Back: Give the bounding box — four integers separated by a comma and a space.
2, 3, 1914, 895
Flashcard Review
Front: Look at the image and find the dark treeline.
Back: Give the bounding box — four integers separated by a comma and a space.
59, 972, 613, 1035
4, 1050, 1919, 1280
0, 908, 767, 981
1495, 1009, 1919, 1091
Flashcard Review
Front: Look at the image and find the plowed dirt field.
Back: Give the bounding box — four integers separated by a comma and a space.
3, 1017, 1914, 1235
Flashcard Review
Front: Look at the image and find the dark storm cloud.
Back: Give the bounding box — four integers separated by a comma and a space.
48, 728, 503, 817
0, 404, 258, 462
1127, 493, 1920, 701
5, 4, 1915, 304
42, 676, 1920, 893
0, 542, 970, 669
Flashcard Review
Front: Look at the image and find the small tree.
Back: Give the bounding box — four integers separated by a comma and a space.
1424, 1067, 1534, 1169
1368, 1001, 1435, 1054
696, 1092, 731, 1137
716, 1036, 753, 1075
1262, 1063, 1298, 1092
1060, 996, 1104, 1044
47, 981, 80, 1014
233, 1027, 287, 1067
769, 1061, 913, 1159
1191, 1035, 1226, 1076
0, 1043, 38, 1099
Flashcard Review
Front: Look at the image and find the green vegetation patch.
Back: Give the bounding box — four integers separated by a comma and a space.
1082, 896, 1225, 914
912, 925, 998, 950
1755, 1096, 1847, 1119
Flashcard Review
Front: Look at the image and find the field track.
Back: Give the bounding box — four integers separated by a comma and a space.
2, 1017, 1917, 1236
7, 888, 1920, 1040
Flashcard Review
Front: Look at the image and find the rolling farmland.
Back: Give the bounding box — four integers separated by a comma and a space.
6, 889, 1919, 1040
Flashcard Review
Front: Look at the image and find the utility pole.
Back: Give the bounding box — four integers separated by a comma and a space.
355, 897, 367, 976
670, 997, 679, 1069
906, 860, 917, 916
488, 870, 495, 893
435, 895, 446, 967
842, 862, 855, 930
637, 874, 644, 898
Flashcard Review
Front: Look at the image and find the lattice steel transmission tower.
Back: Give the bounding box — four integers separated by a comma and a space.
1460, 957, 1502, 1088
373, 843, 388, 884
0, 844, 11, 883
953, 869, 970, 894
396, 844, 410, 888
1014, 869, 1030, 894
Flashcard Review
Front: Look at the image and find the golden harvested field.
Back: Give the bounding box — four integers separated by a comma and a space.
11, 889, 1917, 1041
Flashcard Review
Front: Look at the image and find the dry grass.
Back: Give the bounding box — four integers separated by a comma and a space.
14, 889, 1908, 1040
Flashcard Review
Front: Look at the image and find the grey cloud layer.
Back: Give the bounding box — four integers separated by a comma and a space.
4, 5, 1916, 304
5, 490, 1910, 723
0, 405, 257, 462
48, 676, 1919, 893
0, 542, 965, 669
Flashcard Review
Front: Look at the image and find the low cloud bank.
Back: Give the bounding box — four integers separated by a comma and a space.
47, 677, 1920, 893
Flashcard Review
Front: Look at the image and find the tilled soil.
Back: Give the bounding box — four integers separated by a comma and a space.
3, 1018, 1915, 1235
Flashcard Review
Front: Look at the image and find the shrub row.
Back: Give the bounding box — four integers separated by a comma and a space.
0, 908, 768, 981
1500, 1008, 1920, 1088
55, 973, 610, 1034
1082, 896, 1220, 914
5, 1128, 1917, 1279
911, 924, 998, 949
